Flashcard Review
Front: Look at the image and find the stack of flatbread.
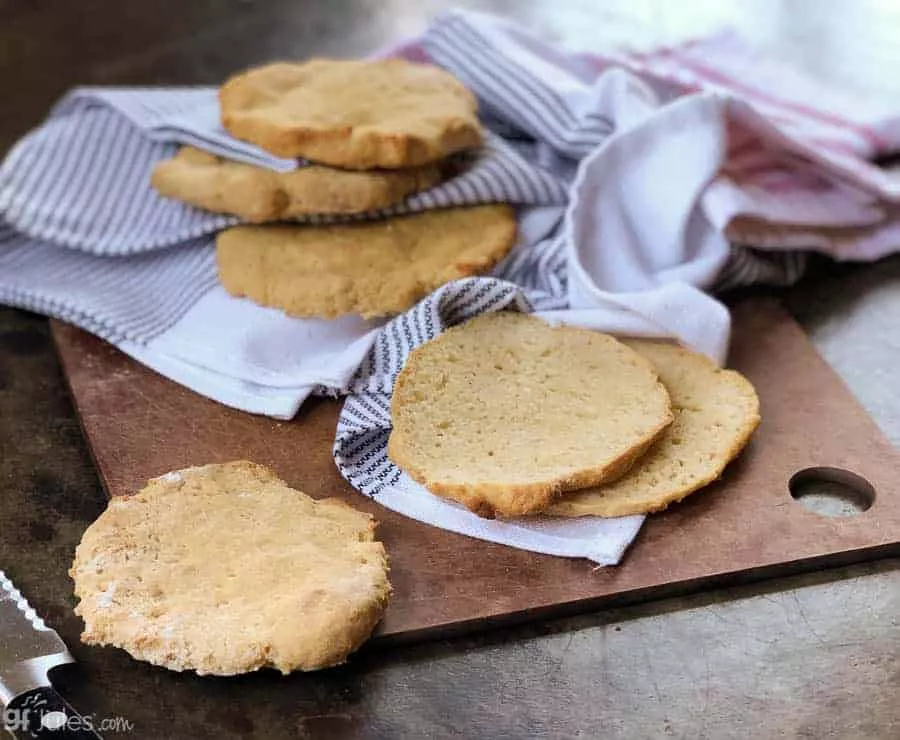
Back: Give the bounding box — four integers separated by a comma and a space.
152, 59, 517, 319
389, 312, 761, 519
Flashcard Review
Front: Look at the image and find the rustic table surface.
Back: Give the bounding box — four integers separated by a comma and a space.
1, 1, 898, 738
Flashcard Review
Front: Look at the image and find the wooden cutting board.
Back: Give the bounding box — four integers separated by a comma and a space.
51, 298, 899, 644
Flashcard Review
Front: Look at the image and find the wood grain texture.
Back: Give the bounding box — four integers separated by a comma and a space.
50, 297, 900, 643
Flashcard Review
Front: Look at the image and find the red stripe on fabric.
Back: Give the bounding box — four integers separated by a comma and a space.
804, 137, 859, 155
611, 52, 703, 94
668, 50, 888, 153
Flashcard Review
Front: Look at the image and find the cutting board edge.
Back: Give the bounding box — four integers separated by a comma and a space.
369, 540, 900, 647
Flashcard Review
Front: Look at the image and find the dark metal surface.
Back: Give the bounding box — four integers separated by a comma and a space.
1, 1, 898, 738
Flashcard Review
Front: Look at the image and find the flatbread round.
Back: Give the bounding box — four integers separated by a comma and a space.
70, 461, 391, 676
151, 147, 443, 222
388, 313, 674, 518
220, 59, 483, 168
548, 341, 760, 518
216, 205, 517, 319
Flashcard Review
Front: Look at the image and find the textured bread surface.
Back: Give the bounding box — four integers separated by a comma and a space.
216, 205, 517, 319
151, 146, 442, 222
71, 461, 391, 675
388, 313, 673, 518
549, 340, 760, 517
220, 59, 483, 168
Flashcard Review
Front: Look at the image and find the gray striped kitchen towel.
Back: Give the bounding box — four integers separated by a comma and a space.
0, 95, 566, 256
0, 9, 807, 348
2, 8, 869, 561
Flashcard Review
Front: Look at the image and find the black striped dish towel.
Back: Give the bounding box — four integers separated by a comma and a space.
2, 9, 884, 562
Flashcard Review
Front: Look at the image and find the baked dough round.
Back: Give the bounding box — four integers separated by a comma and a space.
216, 205, 517, 319
151, 147, 442, 222
70, 461, 391, 675
548, 340, 760, 517
388, 313, 674, 518
220, 59, 483, 168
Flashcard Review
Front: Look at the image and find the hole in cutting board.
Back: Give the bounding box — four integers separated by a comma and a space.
789, 467, 875, 517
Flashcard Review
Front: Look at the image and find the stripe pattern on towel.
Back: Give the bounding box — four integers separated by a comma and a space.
424, 14, 615, 160
0, 226, 215, 343
422, 11, 808, 293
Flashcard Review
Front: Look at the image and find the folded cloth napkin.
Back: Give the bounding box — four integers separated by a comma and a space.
3, 9, 899, 563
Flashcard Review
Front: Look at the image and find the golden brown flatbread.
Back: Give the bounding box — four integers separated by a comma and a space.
548, 341, 760, 517
220, 59, 483, 168
388, 313, 674, 518
216, 205, 517, 319
70, 461, 391, 675
151, 147, 442, 222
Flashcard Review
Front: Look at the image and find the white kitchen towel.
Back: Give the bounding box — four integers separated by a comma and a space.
0, 12, 811, 406
425, 12, 900, 256
335, 10, 900, 564
575, 27, 900, 259
1, 9, 897, 562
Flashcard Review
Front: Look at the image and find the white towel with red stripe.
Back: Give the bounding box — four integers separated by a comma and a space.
593, 29, 900, 258
1, 9, 899, 562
